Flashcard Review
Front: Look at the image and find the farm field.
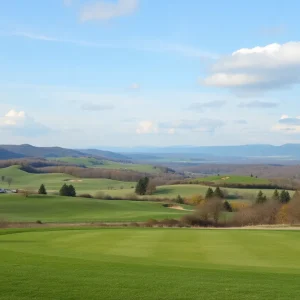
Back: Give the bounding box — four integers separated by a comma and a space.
0, 194, 189, 222
1, 228, 300, 300
199, 174, 270, 184
49, 156, 161, 174
0, 166, 135, 194
0, 166, 293, 202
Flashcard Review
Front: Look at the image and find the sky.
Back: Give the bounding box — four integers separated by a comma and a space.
1, 0, 300, 148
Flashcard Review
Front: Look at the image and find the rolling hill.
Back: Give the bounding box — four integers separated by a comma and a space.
0, 148, 25, 160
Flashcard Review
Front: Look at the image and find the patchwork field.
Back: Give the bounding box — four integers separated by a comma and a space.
1, 228, 300, 300
49, 156, 161, 174
0, 166, 293, 202
0, 194, 189, 222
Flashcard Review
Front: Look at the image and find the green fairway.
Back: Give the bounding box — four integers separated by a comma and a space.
199, 174, 270, 184
1, 228, 300, 300
0, 166, 135, 194
0, 194, 188, 222
49, 156, 160, 173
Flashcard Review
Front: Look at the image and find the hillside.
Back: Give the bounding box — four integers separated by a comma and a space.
0, 166, 135, 194
0, 148, 24, 160
0, 144, 85, 158
80, 149, 130, 161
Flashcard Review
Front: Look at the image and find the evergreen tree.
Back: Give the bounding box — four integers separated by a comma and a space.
213, 186, 224, 199
59, 184, 69, 196
175, 195, 184, 204
205, 187, 214, 199
223, 200, 233, 212
272, 189, 280, 201
256, 190, 267, 204
280, 190, 291, 204
135, 177, 149, 195
38, 184, 47, 195
67, 185, 76, 197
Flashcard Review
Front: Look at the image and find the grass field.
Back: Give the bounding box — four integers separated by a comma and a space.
199, 175, 270, 184
1, 228, 300, 300
0, 166, 292, 202
0, 166, 135, 194
0, 194, 189, 222
49, 156, 160, 174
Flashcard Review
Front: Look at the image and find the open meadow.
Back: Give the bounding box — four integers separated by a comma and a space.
49, 156, 161, 174
0, 194, 189, 222
1, 228, 300, 300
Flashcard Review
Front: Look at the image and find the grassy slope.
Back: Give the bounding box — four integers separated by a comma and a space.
0, 194, 188, 222
199, 175, 270, 184
1, 228, 300, 300
0, 166, 135, 194
50, 156, 160, 173
0, 166, 292, 201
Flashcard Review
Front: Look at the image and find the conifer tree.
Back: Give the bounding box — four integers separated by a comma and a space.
38, 184, 47, 195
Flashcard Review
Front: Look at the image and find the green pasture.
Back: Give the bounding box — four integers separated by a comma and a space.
0, 166, 135, 194
198, 174, 270, 184
0, 194, 188, 222
1, 228, 300, 300
49, 156, 160, 173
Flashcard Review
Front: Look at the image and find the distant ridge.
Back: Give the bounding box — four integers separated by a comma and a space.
0, 148, 25, 160
0, 144, 127, 161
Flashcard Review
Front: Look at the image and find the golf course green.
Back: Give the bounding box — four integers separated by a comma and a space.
1, 228, 300, 300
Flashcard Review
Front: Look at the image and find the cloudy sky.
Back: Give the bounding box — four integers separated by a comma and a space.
1, 0, 300, 147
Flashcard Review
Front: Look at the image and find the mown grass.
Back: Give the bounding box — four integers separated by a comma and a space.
199, 174, 270, 184
1, 228, 300, 300
0, 166, 135, 194
49, 156, 160, 173
0, 194, 188, 222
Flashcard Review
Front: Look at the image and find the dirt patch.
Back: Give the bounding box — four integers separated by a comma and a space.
169, 205, 194, 212
67, 179, 83, 183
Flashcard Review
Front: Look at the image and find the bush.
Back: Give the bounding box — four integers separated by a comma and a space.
79, 193, 93, 198
36, 220, 43, 224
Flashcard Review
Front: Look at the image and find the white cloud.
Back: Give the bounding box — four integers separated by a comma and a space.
0, 109, 51, 136
272, 115, 300, 133
80, 0, 138, 22
203, 42, 300, 91
136, 121, 158, 134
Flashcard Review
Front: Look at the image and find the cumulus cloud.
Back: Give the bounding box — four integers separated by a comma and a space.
136, 121, 158, 134
203, 42, 300, 91
80, 0, 138, 22
272, 115, 300, 133
189, 100, 226, 111
238, 100, 278, 108
0, 110, 51, 136
81, 103, 114, 111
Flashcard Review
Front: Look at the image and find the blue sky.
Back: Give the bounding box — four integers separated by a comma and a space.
1, 0, 300, 147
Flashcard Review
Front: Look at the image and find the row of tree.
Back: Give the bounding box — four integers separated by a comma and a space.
256, 189, 291, 204
205, 187, 224, 199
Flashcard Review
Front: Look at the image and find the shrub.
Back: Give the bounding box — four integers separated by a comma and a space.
36, 220, 43, 224
79, 193, 93, 198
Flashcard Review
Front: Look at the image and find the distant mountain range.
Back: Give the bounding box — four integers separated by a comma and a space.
102, 144, 300, 161
0, 144, 129, 161
2, 144, 300, 163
